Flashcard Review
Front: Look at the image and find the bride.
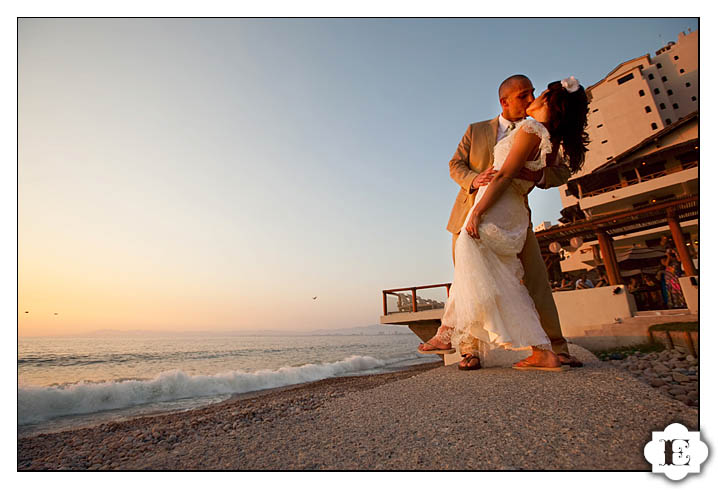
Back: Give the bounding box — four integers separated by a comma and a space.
420, 77, 589, 371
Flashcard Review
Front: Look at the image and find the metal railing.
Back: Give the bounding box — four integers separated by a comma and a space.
581, 162, 697, 198
382, 283, 451, 316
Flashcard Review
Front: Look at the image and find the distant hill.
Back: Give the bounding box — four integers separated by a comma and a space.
80, 324, 411, 337
300, 324, 412, 336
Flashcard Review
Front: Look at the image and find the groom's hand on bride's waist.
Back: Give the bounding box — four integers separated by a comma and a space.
471, 167, 543, 191
470, 168, 497, 191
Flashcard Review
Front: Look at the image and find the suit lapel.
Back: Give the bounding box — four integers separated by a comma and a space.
487, 116, 499, 161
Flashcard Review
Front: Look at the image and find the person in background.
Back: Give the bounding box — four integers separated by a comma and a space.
575, 272, 594, 289
557, 273, 574, 291
658, 248, 686, 308
594, 270, 609, 288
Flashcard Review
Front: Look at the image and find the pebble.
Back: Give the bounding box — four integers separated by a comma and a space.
606, 348, 698, 407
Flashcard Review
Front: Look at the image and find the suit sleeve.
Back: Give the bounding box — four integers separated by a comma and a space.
537, 147, 571, 189
449, 124, 480, 193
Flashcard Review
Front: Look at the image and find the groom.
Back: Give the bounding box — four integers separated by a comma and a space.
446, 74, 582, 369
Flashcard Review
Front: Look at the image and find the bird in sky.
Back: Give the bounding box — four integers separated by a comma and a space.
312, 296, 318, 300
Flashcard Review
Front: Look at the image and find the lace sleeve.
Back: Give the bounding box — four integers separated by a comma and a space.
518, 119, 552, 170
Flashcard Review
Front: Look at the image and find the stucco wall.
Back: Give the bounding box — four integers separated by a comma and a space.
553, 286, 636, 337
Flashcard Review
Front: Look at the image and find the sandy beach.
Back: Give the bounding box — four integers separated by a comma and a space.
18, 349, 698, 471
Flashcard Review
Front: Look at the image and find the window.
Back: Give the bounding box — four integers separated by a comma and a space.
691, 96, 697, 101
617, 73, 635, 84
606, 156, 613, 160
680, 68, 685, 74
564, 189, 572, 197
667, 89, 673, 95
654, 88, 660, 94
673, 103, 679, 109
657, 63, 663, 69
644, 106, 652, 113
674, 55, 679, 60
651, 122, 658, 130
661, 76, 668, 82
666, 118, 672, 124
639, 89, 645, 96
601, 140, 608, 144
648, 73, 655, 80
592, 108, 599, 113
597, 123, 603, 128
659, 103, 666, 110
685, 82, 691, 87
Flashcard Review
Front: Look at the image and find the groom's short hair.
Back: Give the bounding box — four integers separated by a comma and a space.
499, 74, 531, 98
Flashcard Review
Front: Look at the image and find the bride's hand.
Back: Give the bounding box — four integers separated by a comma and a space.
465, 209, 482, 239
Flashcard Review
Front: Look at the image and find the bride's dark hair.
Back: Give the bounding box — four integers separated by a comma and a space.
544, 81, 590, 174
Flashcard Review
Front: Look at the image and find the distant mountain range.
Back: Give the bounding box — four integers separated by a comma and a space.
80, 324, 412, 338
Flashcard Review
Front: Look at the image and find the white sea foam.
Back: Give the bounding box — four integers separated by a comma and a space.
18, 355, 408, 425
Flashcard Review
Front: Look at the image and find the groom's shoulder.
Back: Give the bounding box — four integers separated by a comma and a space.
468, 117, 497, 130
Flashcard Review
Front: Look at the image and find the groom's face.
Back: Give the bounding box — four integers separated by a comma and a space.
500, 79, 535, 120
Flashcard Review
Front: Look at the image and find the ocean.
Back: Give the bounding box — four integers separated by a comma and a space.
18, 333, 434, 437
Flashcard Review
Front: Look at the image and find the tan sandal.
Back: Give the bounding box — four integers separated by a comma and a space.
512, 358, 568, 372
417, 340, 456, 355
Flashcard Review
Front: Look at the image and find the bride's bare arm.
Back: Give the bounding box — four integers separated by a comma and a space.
465, 128, 541, 239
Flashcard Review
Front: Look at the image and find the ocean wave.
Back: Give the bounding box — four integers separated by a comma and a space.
18, 355, 411, 425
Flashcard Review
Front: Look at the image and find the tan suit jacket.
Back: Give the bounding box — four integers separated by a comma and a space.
446, 117, 571, 234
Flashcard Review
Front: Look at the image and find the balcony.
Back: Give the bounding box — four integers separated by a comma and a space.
581, 161, 697, 198
578, 164, 697, 214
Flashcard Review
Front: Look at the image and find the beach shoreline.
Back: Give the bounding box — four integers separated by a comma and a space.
18, 360, 443, 470
18, 348, 698, 471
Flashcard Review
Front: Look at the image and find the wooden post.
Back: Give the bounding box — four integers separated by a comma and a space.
591, 244, 602, 266
382, 292, 387, 316
666, 208, 698, 276
445, 284, 451, 297
411, 288, 417, 313
684, 331, 697, 357
595, 229, 621, 285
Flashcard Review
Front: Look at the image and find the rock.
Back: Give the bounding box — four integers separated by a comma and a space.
653, 364, 670, 374
672, 373, 690, 383
649, 379, 666, 388
609, 353, 625, 360
669, 387, 687, 396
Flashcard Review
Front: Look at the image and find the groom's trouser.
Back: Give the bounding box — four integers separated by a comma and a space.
451, 226, 570, 356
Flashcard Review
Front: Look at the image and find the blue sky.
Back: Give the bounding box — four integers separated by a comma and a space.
18, 18, 699, 334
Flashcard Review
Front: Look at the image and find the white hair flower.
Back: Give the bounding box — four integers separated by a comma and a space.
561, 76, 580, 93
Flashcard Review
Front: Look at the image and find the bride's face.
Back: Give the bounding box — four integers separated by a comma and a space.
526, 89, 551, 121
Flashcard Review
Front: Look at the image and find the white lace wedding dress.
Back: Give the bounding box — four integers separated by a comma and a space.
441, 118, 553, 357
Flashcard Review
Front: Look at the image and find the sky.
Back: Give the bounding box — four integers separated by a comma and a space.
18, 18, 699, 337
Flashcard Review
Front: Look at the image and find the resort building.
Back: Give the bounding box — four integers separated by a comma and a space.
542, 30, 698, 280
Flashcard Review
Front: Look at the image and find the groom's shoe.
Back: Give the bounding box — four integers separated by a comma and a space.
557, 353, 583, 367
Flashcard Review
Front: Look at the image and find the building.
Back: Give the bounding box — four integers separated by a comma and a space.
546, 30, 698, 279
533, 221, 552, 232
560, 29, 697, 199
